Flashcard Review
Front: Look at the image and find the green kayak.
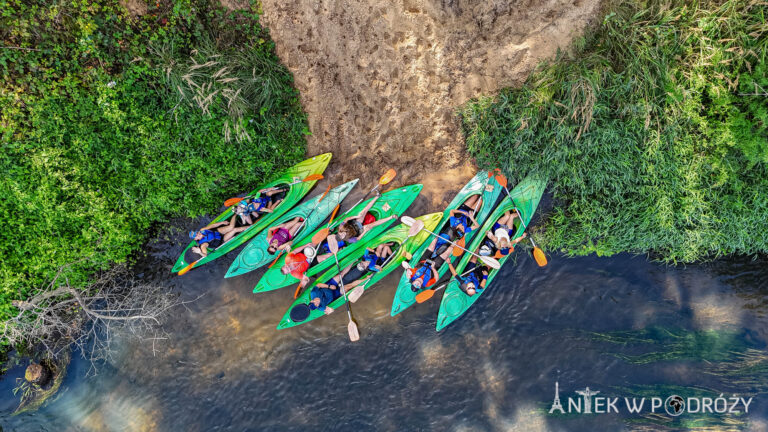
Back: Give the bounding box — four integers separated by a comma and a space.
390, 171, 502, 316
253, 184, 423, 293
171, 153, 332, 274
436, 176, 546, 331
224, 179, 359, 278
277, 213, 442, 330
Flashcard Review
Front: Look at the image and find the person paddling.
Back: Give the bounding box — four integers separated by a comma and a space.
189, 216, 249, 257
266, 217, 305, 255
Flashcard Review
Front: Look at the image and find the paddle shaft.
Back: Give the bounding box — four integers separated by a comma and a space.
412, 224, 495, 267
294, 184, 331, 234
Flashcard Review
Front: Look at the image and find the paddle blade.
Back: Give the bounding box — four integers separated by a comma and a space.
177, 261, 197, 275
452, 237, 466, 256
481, 256, 501, 270
348, 320, 360, 342
224, 197, 244, 207
311, 227, 330, 245
415, 289, 436, 304
407, 219, 424, 237
293, 282, 303, 299
268, 250, 284, 269
494, 173, 508, 189
400, 216, 416, 226
327, 235, 339, 254
348, 285, 365, 303
379, 169, 397, 185
533, 247, 548, 267
303, 173, 324, 182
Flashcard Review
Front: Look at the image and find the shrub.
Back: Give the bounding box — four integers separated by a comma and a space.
461, 0, 767, 262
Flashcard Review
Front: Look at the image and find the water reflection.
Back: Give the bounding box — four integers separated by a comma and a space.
2, 248, 767, 431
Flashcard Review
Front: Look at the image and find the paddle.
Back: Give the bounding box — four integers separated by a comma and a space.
347, 220, 424, 303
452, 172, 488, 257
333, 169, 396, 227
266, 185, 333, 270
223, 173, 324, 207
400, 216, 500, 269
327, 234, 360, 341
494, 172, 548, 267
415, 267, 475, 303
177, 259, 199, 276
310, 203, 341, 245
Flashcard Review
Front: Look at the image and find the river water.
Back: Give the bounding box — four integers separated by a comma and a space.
2, 189, 767, 431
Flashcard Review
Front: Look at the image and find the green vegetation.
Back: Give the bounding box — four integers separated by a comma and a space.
0, 0, 307, 325
461, 0, 767, 262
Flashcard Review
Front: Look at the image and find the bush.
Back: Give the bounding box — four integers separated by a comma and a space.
0, 0, 307, 323
461, 0, 767, 262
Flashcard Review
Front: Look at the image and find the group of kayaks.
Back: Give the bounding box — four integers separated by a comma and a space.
172, 153, 547, 338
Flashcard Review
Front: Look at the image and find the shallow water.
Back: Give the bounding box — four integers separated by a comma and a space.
2, 189, 767, 431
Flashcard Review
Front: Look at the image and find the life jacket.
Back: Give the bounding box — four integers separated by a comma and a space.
247, 196, 270, 213
196, 229, 221, 245
410, 261, 437, 288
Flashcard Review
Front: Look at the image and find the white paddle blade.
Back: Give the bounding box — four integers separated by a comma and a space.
348, 320, 360, 342
348, 286, 365, 303
481, 256, 501, 270
400, 216, 416, 226
327, 234, 339, 254
407, 220, 424, 237
401, 261, 411, 270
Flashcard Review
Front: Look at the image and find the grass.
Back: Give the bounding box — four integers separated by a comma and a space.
461, 0, 767, 263
0, 0, 307, 331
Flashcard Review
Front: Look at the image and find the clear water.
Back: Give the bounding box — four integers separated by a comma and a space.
2, 246, 766, 431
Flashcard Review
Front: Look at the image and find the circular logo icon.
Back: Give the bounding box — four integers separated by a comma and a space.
665, 395, 685, 416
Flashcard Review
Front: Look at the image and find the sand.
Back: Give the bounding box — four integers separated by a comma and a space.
258, 0, 602, 207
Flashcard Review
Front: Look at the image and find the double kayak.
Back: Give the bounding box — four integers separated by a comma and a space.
277, 213, 442, 329
390, 171, 502, 316
436, 176, 546, 330
253, 184, 423, 293
171, 153, 332, 274
224, 179, 359, 278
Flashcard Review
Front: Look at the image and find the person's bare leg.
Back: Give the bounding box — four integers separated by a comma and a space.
217, 215, 238, 235
497, 211, 514, 226
284, 217, 303, 235
222, 226, 248, 242
439, 245, 454, 261
463, 195, 480, 211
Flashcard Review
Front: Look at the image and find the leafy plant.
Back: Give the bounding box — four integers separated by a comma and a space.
461, 0, 767, 262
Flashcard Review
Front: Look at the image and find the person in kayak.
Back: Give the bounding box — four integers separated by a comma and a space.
308, 282, 342, 315
189, 215, 249, 257
235, 186, 289, 225
336, 192, 398, 243
309, 244, 394, 314
448, 257, 489, 297
266, 217, 305, 255
403, 257, 439, 292
483, 211, 527, 256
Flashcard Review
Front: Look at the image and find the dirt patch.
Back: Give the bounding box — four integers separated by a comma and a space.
120, 0, 148, 17
259, 0, 601, 208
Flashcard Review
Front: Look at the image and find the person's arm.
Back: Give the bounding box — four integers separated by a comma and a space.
479, 273, 488, 289
316, 283, 329, 289
447, 261, 458, 278
361, 214, 397, 233
485, 230, 497, 242
278, 242, 292, 251
200, 243, 209, 257
513, 232, 527, 244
